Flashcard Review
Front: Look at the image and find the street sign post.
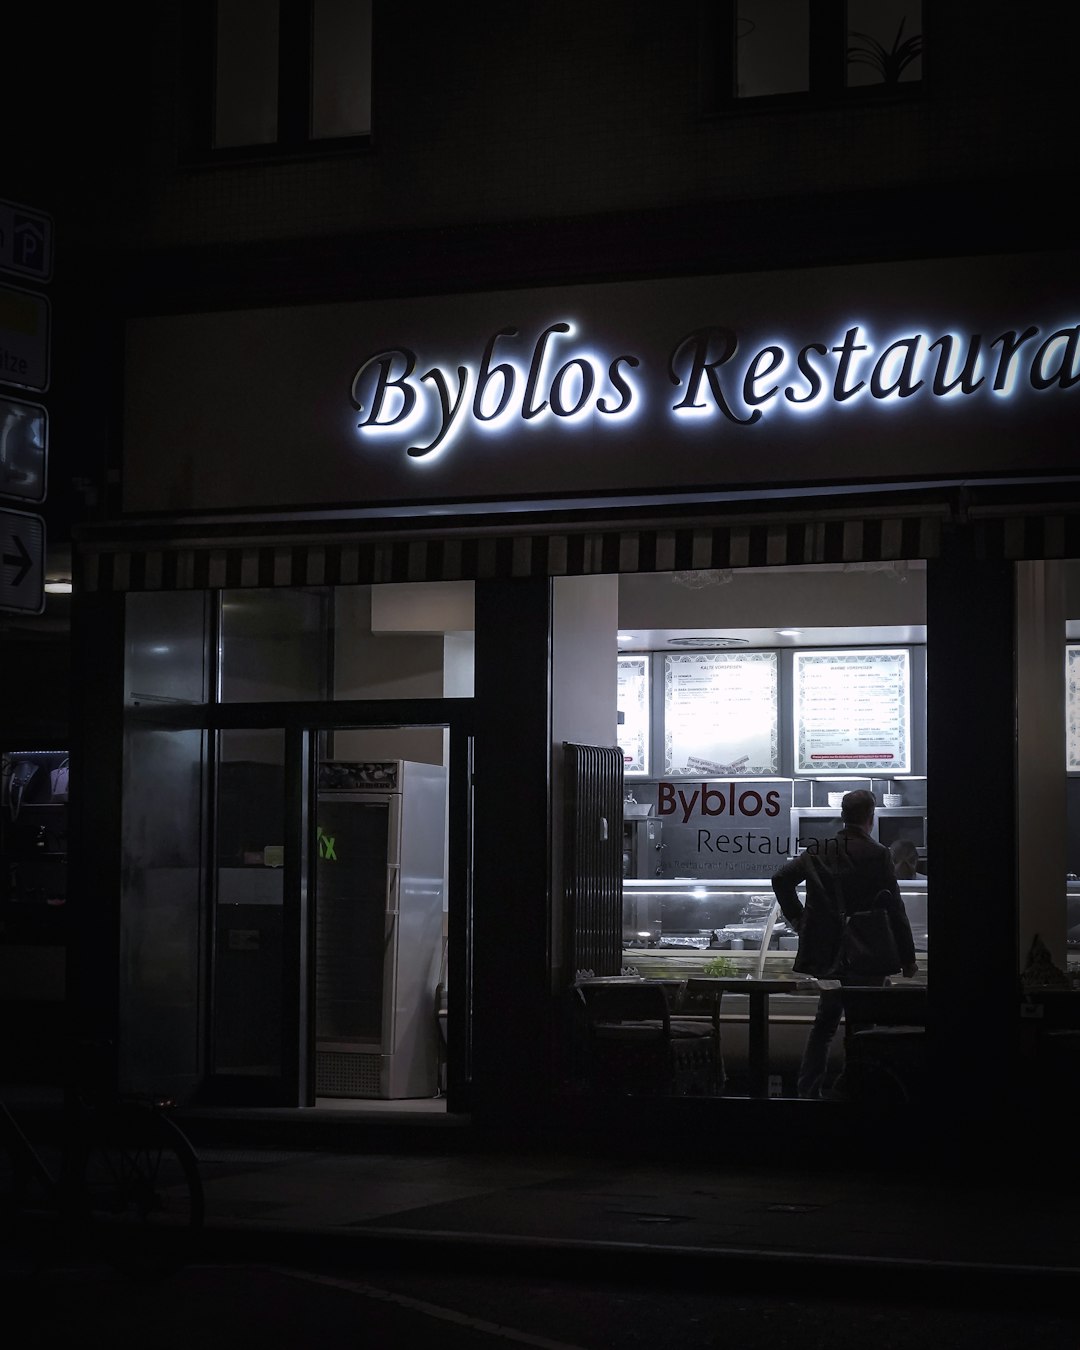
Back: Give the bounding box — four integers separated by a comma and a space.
0, 505, 45, 614
0, 282, 50, 393
0, 197, 52, 610
0, 394, 47, 503
0, 198, 53, 283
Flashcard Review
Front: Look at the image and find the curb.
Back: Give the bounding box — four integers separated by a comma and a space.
194, 1218, 1080, 1306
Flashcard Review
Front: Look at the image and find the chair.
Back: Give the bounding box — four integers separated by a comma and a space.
1019, 989, 1080, 1101
683, 978, 729, 1095
576, 979, 722, 1097
841, 984, 928, 1106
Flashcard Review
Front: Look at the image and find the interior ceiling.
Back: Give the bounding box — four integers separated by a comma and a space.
616, 625, 928, 652
615, 561, 930, 652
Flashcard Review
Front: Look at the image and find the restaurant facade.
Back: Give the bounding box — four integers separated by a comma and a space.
64, 241, 1080, 1155
0, 2, 1065, 1162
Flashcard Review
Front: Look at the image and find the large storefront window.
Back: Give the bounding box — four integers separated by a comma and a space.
125, 591, 209, 707
215, 583, 474, 703
119, 725, 205, 1098
1059, 564, 1080, 979
219, 589, 329, 702
603, 561, 929, 1103
127, 582, 476, 710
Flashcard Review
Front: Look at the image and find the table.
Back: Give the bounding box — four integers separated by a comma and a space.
685, 976, 817, 1099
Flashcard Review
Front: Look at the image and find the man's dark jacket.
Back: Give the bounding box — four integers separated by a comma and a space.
770, 826, 916, 978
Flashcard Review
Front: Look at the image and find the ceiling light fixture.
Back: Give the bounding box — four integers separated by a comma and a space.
667, 635, 749, 648
44, 580, 73, 595
670, 569, 733, 589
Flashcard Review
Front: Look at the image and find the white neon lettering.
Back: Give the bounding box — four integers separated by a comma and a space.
927, 334, 984, 397
990, 327, 1039, 394
351, 349, 417, 427
347, 315, 1078, 462
411, 365, 469, 459
1031, 326, 1080, 390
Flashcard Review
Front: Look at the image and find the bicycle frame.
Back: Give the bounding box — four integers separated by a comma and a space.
0, 1098, 65, 1202
1, 1091, 205, 1280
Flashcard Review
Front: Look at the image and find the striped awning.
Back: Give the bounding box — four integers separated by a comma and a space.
73, 500, 950, 594
969, 505, 1080, 561
74, 502, 950, 594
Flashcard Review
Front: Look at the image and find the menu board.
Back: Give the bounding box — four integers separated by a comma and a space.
617, 655, 650, 775
663, 651, 779, 776
1068, 644, 1080, 772
794, 649, 910, 774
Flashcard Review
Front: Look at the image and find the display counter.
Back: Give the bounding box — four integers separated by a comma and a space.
618, 876, 1079, 1096
621, 876, 929, 1095
622, 876, 929, 981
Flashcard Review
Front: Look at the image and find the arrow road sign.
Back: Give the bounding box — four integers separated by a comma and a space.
0, 505, 44, 614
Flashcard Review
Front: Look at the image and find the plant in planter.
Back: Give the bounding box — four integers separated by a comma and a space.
848, 17, 923, 86
702, 955, 739, 978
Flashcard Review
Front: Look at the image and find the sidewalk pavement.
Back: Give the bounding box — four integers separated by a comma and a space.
8, 1085, 1080, 1300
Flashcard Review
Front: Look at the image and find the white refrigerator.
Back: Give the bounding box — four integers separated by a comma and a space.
314, 760, 447, 1099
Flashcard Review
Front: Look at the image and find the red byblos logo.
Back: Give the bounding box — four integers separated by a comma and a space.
657, 781, 782, 824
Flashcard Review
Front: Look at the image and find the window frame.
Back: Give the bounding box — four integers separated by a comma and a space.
180, 0, 374, 165
698, 1, 927, 118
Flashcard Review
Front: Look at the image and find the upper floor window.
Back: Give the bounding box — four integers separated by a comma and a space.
701, 1, 924, 111
190, 0, 372, 158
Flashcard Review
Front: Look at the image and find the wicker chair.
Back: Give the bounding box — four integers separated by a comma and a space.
840, 984, 928, 1106
576, 979, 722, 1097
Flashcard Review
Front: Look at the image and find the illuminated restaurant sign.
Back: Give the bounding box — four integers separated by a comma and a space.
350, 317, 1080, 461
121, 249, 1080, 513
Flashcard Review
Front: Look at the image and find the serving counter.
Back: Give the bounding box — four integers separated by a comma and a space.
620, 877, 929, 1095
623, 877, 928, 974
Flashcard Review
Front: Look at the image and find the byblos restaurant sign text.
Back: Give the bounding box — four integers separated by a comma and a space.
349, 315, 1080, 462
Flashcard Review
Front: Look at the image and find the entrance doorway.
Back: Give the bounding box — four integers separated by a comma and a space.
155, 713, 469, 1110
312, 749, 449, 1102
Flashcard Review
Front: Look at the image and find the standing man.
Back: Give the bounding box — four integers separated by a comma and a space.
771, 789, 918, 1100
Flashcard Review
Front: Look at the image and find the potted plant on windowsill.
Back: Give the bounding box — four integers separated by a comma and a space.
848, 17, 923, 86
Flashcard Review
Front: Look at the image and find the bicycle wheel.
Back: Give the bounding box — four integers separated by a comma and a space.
0, 1102, 42, 1236
0, 1129, 26, 1241
75, 1102, 204, 1279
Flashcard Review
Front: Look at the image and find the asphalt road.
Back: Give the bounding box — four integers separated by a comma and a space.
3, 1248, 1078, 1350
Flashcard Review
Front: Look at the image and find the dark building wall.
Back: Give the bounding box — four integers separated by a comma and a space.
7, 4, 1073, 301
94, 6, 1076, 250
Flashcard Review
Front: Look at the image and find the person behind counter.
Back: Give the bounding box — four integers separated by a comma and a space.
890, 838, 921, 880
771, 789, 918, 1101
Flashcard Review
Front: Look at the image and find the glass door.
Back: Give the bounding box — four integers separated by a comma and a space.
314, 783, 398, 1097
311, 734, 451, 1103
207, 725, 311, 1105
202, 717, 468, 1108
211, 728, 285, 1083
